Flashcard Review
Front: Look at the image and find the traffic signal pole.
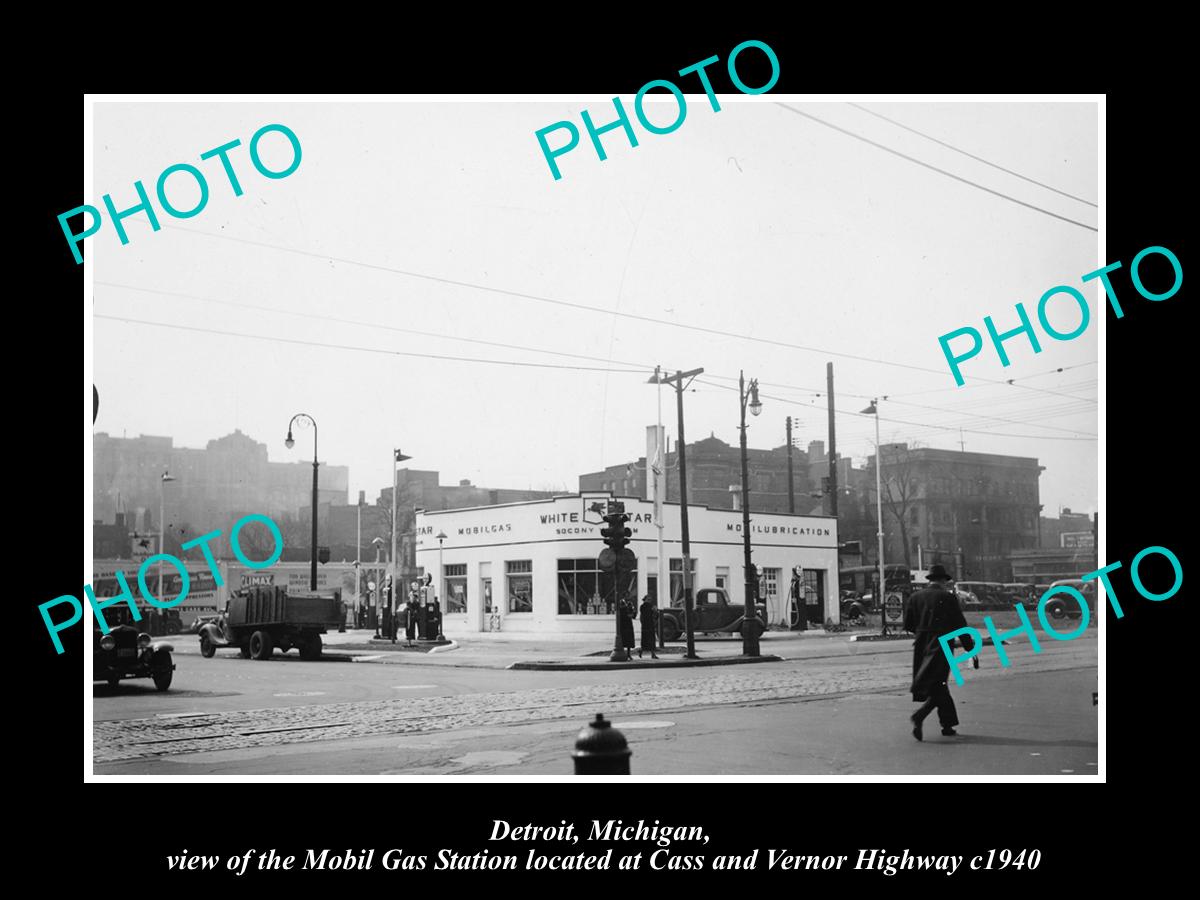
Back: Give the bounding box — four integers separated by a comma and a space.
602, 503, 633, 662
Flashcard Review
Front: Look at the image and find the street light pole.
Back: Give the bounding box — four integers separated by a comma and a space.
862, 399, 888, 635
158, 471, 176, 604
739, 371, 762, 657
355, 491, 363, 626
391, 453, 398, 595
652, 367, 704, 660
436, 530, 448, 641
285, 413, 319, 591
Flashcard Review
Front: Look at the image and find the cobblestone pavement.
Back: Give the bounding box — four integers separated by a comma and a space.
94, 642, 1095, 762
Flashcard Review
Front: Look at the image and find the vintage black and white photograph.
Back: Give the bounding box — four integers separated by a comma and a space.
85, 95, 1100, 777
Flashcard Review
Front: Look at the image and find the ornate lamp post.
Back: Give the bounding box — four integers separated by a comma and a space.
284, 413, 319, 591
436, 530, 448, 641
738, 370, 763, 657
158, 470, 176, 604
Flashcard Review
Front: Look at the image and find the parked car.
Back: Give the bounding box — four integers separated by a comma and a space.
954, 588, 980, 607
660, 588, 767, 641
841, 592, 869, 623
199, 585, 343, 660
1043, 579, 1095, 619
185, 613, 219, 634
956, 581, 1008, 607
93, 608, 175, 691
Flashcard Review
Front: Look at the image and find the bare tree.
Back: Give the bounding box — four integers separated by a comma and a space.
878, 447, 921, 569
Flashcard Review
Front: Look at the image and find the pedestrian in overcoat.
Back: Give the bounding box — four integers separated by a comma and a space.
903, 564, 976, 740
638, 595, 659, 659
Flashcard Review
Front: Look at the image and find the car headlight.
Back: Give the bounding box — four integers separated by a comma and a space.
137, 633, 152, 649
100, 634, 116, 651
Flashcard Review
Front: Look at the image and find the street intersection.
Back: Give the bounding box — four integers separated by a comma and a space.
93, 620, 1098, 776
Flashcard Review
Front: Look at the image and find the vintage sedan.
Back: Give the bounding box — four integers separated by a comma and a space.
93, 612, 175, 691
1042, 579, 1095, 619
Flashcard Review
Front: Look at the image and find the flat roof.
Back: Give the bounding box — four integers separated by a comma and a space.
414, 492, 837, 519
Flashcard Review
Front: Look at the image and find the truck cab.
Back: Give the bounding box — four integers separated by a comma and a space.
660, 587, 767, 641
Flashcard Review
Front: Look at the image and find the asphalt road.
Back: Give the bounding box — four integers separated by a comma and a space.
93, 625, 1098, 776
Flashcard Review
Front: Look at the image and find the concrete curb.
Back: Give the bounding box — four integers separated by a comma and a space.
428, 641, 460, 654
507, 654, 785, 671
848, 633, 911, 642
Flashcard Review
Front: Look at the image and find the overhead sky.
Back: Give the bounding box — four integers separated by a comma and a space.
91, 98, 1098, 515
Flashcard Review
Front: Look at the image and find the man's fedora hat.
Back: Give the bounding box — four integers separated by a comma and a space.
926, 564, 953, 582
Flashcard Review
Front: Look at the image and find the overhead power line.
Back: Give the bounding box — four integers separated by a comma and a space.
776, 103, 1098, 233
97, 280, 655, 373
695, 378, 1097, 442
847, 102, 1098, 208
94, 314, 647, 374
119, 221, 1098, 404
99, 280, 1099, 434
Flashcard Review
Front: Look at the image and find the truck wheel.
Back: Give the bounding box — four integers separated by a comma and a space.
300, 634, 323, 661
238, 641, 251, 659
661, 619, 681, 642
249, 630, 274, 660
199, 635, 216, 658
153, 654, 174, 691
106, 676, 121, 689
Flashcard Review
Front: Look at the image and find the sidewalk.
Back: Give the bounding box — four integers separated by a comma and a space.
318, 628, 882, 670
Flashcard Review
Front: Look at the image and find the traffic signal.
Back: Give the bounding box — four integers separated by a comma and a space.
601, 512, 632, 551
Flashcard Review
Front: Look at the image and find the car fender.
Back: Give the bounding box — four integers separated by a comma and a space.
198, 623, 228, 646
150, 641, 174, 654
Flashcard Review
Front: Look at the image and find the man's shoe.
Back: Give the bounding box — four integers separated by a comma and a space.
941, 728, 958, 737
910, 715, 923, 742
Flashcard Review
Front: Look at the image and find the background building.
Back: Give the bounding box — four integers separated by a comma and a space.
93, 429, 349, 560
854, 444, 1044, 583
580, 433, 816, 513
1040, 507, 1095, 550
380, 470, 558, 576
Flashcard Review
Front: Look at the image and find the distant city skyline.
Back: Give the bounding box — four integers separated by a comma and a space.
93, 100, 1097, 520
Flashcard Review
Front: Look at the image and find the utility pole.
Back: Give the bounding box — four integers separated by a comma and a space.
653, 367, 704, 660
786, 415, 795, 514
827, 363, 838, 518
653, 367, 667, 650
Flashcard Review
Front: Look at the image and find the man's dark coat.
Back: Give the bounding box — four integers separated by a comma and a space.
903, 584, 974, 701
639, 599, 658, 649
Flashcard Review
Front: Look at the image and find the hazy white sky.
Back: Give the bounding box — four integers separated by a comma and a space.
92, 99, 1098, 515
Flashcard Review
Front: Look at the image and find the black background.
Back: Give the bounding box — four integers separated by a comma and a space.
20, 24, 1186, 885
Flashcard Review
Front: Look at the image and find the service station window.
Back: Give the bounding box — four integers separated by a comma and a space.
557, 558, 638, 615
444, 564, 467, 614
557, 558, 602, 615
506, 560, 533, 613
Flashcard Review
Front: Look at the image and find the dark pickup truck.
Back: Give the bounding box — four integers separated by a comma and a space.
199, 585, 342, 661
659, 588, 767, 641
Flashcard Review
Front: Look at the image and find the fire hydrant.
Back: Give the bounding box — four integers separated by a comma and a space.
572, 713, 631, 775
